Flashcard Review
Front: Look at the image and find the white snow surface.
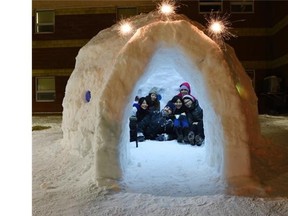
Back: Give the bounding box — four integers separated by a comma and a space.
32, 114, 288, 215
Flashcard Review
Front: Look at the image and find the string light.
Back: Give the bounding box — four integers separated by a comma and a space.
209, 21, 224, 34
115, 3, 238, 47
157, 0, 176, 16
118, 20, 133, 36
205, 11, 236, 47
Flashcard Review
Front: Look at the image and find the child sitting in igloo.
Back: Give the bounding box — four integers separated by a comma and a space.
182, 94, 205, 146
144, 87, 161, 112
136, 101, 175, 142
129, 97, 150, 142
170, 95, 192, 144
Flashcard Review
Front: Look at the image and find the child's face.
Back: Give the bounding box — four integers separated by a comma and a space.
180, 89, 189, 96
163, 106, 172, 115
150, 93, 157, 101
183, 99, 192, 108
141, 100, 148, 110
174, 99, 182, 109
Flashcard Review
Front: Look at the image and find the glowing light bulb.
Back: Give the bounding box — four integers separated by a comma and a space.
160, 3, 174, 15
205, 12, 236, 48
118, 21, 133, 36
120, 22, 132, 34
210, 21, 224, 34
157, 0, 176, 16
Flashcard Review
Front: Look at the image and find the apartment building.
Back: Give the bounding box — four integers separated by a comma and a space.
32, 1, 288, 114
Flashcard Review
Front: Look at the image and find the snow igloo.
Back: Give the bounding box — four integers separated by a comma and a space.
62, 12, 264, 193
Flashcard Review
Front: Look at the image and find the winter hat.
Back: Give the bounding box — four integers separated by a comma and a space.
149, 87, 158, 95
182, 94, 195, 102
165, 101, 176, 112
179, 82, 191, 93
180, 85, 189, 91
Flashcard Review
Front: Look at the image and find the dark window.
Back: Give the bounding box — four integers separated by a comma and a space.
117, 7, 138, 20
199, 0, 223, 13
230, 0, 254, 13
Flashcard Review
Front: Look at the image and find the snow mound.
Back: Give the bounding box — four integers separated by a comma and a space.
62, 11, 265, 194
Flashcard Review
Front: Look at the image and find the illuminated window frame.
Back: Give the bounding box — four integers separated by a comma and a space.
198, 0, 223, 14
230, 0, 254, 14
36, 77, 56, 102
35, 10, 55, 34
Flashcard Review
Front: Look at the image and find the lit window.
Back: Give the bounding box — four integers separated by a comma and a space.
199, 0, 223, 13
35, 10, 55, 33
36, 77, 56, 102
117, 7, 138, 20
230, 0, 254, 13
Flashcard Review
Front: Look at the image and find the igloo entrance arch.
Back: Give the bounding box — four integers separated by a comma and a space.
62, 13, 263, 193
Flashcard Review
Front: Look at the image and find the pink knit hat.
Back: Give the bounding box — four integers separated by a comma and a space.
179, 82, 191, 93
180, 85, 189, 91
182, 94, 195, 102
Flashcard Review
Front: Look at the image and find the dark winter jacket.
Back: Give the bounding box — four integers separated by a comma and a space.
185, 99, 203, 123
136, 107, 149, 123
135, 97, 150, 122
137, 110, 174, 140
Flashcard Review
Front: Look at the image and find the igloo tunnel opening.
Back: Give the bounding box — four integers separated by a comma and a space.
120, 46, 225, 196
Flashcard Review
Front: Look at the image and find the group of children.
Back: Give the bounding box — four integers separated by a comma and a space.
129, 82, 205, 146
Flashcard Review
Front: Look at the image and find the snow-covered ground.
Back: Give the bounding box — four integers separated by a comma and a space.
32, 114, 288, 215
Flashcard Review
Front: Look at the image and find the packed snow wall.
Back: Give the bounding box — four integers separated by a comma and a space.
62, 12, 263, 190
